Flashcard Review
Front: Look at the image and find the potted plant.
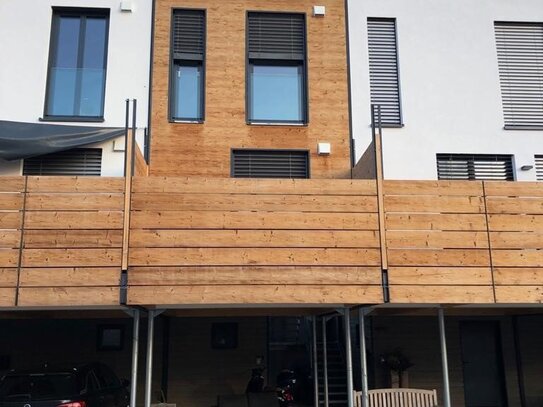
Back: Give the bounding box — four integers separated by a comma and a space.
380, 349, 413, 388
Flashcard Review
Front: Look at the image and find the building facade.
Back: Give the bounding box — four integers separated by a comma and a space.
0, 1, 542, 407
348, 0, 543, 181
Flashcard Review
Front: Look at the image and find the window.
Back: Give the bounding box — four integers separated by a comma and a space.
247, 12, 307, 124
436, 154, 514, 181
494, 22, 543, 129
23, 148, 102, 176
232, 149, 309, 178
367, 18, 402, 126
45, 8, 109, 120
536, 155, 543, 181
170, 9, 205, 121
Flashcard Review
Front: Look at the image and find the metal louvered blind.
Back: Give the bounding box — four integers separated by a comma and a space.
367, 18, 402, 126
436, 154, 514, 181
232, 150, 309, 179
248, 12, 305, 60
536, 155, 543, 181
23, 148, 102, 176
172, 9, 205, 59
494, 22, 543, 128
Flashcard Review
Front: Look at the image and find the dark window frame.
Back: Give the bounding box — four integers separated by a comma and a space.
367, 17, 403, 128
43, 7, 110, 122
245, 11, 309, 126
168, 8, 206, 123
231, 148, 311, 179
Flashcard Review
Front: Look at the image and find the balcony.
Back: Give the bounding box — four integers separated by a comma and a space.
0, 175, 542, 308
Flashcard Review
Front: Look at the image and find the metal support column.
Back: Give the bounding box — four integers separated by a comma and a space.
145, 310, 155, 407
358, 309, 369, 407
344, 309, 354, 407
312, 316, 319, 407
438, 309, 451, 407
130, 309, 140, 407
322, 318, 329, 407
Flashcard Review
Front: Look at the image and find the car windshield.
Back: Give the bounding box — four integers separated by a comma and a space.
0, 373, 78, 401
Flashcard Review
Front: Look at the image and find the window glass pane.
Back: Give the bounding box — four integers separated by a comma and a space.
249, 64, 303, 122
46, 12, 108, 118
47, 16, 80, 116
173, 63, 203, 120
54, 16, 80, 68
80, 17, 107, 116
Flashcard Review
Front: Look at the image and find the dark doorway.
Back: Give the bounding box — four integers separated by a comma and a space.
460, 321, 508, 407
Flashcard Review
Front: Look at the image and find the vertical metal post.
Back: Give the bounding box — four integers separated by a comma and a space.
344, 309, 354, 407
145, 310, 155, 407
130, 309, 140, 407
438, 309, 451, 407
322, 318, 329, 407
358, 309, 369, 407
312, 316, 319, 407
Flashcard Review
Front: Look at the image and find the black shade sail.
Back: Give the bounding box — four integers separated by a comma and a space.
0, 120, 125, 161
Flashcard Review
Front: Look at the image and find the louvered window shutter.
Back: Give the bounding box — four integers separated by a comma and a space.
436, 154, 514, 181
248, 12, 306, 60
172, 9, 205, 60
494, 22, 543, 128
367, 18, 402, 126
232, 150, 309, 179
536, 155, 543, 181
23, 148, 102, 176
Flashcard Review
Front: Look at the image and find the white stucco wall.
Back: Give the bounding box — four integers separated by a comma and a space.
348, 0, 543, 180
0, 0, 152, 176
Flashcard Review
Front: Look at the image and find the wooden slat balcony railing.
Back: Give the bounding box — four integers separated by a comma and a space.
0, 176, 541, 307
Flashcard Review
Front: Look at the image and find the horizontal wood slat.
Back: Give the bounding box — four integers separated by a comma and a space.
129, 248, 381, 267
129, 266, 382, 285
19, 268, 121, 287
23, 230, 123, 248
132, 193, 378, 213
24, 211, 124, 229
387, 231, 488, 249
25, 193, 124, 211
0, 193, 23, 210
127, 285, 383, 305
130, 229, 379, 248
388, 267, 493, 285
389, 285, 495, 303
0, 269, 18, 287
22, 249, 122, 267
133, 177, 377, 195
0, 288, 16, 306
131, 211, 379, 230
0, 177, 25, 192
494, 268, 543, 285
0, 212, 22, 229
26, 177, 124, 193
17, 287, 119, 306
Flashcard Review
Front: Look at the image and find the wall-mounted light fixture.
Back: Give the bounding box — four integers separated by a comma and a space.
120, 1, 133, 12
520, 165, 534, 171
313, 6, 326, 17
318, 142, 331, 155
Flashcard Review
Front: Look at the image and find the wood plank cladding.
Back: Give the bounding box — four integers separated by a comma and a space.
486, 182, 543, 303
384, 180, 495, 304
0, 177, 24, 306
150, 0, 351, 178
16, 177, 123, 307
128, 177, 381, 305
1, 176, 543, 308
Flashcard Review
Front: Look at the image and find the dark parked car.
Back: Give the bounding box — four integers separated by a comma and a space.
0, 363, 129, 407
